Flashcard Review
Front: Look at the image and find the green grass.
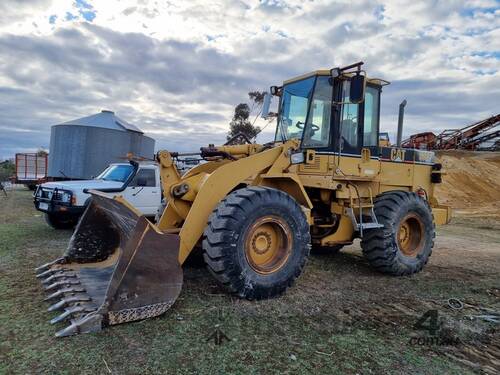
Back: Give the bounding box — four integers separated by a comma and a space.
1, 190, 495, 374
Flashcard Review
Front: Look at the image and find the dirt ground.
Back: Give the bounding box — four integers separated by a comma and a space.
1, 151, 499, 374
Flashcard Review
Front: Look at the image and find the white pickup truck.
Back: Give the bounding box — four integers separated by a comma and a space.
34, 162, 162, 229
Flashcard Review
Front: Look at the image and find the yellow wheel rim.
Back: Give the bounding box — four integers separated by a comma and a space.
398, 213, 425, 257
244, 215, 292, 274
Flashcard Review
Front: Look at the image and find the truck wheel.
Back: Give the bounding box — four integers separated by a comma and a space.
45, 213, 77, 230
203, 186, 311, 300
361, 191, 435, 275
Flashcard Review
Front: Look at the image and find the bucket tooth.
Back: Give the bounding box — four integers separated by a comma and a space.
35, 257, 65, 275
50, 310, 73, 325
55, 313, 103, 337
50, 303, 96, 324
36, 269, 61, 279
48, 294, 91, 312
45, 279, 81, 292
42, 272, 77, 285
48, 300, 70, 312
50, 305, 93, 324
44, 287, 86, 302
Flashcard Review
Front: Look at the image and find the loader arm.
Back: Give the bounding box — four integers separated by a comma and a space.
158, 140, 300, 264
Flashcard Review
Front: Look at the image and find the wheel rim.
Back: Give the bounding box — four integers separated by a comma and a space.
244, 215, 292, 274
397, 213, 425, 257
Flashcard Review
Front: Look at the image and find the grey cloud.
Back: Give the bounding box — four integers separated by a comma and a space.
0, 0, 52, 25
122, 7, 137, 16
0, 24, 284, 157
380, 76, 500, 136
0, 1, 498, 159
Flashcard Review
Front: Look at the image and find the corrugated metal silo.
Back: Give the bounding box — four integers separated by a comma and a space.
48, 110, 155, 179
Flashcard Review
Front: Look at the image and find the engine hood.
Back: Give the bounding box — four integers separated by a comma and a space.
41, 179, 123, 191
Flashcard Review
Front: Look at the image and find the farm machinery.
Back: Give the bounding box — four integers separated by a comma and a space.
36, 62, 451, 336
402, 114, 500, 150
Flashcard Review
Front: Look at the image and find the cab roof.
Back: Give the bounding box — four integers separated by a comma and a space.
283, 69, 390, 87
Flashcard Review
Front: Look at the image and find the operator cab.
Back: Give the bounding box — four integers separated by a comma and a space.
271, 62, 389, 157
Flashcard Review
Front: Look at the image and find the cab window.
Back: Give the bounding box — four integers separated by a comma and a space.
302, 76, 332, 148
130, 169, 156, 187
339, 81, 360, 154
363, 86, 380, 147
275, 76, 315, 141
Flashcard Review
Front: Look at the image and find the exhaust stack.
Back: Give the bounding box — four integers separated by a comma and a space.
396, 99, 407, 147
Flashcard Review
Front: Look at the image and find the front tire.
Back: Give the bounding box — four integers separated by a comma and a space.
361, 191, 435, 275
44, 213, 78, 230
203, 186, 311, 300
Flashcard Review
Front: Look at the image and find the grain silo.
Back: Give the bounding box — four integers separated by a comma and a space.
48, 110, 155, 179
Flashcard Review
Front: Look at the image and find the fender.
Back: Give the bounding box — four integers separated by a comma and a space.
256, 173, 313, 209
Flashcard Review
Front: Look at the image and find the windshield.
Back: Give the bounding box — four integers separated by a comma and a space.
275, 76, 315, 142
97, 164, 134, 182
302, 76, 333, 148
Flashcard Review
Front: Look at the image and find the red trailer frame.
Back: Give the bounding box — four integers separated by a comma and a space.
14, 153, 48, 190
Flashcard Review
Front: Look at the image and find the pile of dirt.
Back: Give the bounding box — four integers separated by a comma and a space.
434, 151, 500, 216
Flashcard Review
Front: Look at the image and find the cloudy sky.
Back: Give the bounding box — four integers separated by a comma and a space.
0, 0, 498, 159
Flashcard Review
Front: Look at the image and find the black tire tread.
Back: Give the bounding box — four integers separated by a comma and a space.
360, 191, 435, 276
202, 186, 311, 300
44, 213, 77, 230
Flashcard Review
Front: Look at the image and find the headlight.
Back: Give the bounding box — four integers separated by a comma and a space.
60, 191, 72, 203
290, 151, 305, 164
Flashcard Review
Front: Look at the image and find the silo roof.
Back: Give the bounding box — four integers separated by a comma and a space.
57, 110, 143, 133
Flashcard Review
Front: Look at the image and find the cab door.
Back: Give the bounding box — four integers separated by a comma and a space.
333, 82, 381, 178
122, 167, 161, 216
299, 76, 332, 175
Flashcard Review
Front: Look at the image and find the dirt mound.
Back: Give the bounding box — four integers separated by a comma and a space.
434, 151, 500, 215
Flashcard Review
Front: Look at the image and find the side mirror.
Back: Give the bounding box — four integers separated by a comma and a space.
350, 74, 366, 104
261, 92, 272, 119
136, 177, 147, 187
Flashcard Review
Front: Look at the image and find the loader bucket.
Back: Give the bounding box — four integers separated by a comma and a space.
35, 191, 183, 337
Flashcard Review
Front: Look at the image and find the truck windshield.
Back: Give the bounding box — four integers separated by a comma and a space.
97, 165, 134, 182
275, 76, 315, 142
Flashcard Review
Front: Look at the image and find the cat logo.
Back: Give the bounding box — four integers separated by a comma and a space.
390, 148, 406, 162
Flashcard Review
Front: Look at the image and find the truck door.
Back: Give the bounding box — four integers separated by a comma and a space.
122, 167, 160, 216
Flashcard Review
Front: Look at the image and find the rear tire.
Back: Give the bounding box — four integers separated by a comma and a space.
203, 186, 311, 300
361, 191, 435, 275
44, 213, 78, 230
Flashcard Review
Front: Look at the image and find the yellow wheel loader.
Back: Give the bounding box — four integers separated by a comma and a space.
36, 62, 451, 336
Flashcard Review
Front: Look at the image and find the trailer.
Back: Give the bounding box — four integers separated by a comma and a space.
15, 153, 48, 190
